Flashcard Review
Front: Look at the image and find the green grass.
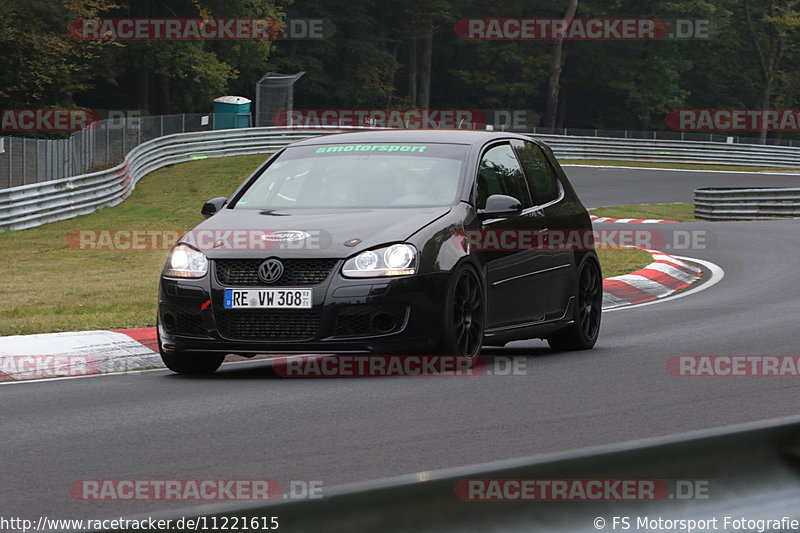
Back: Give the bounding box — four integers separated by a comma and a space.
589, 203, 704, 222
0, 154, 266, 336
0, 154, 655, 335
560, 159, 800, 173
595, 246, 653, 278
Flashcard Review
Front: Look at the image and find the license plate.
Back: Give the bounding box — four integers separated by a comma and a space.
224, 288, 312, 309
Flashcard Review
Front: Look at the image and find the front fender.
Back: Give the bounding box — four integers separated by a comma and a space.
409, 202, 478, 274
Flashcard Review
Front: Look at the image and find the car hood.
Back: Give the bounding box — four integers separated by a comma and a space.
183, 206, 453, 258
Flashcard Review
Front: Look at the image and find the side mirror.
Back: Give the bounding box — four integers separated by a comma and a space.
477, 194, 523, 220
201, 197, 227, 218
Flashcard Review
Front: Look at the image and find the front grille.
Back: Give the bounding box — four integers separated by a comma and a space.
216, 310, 321, 340
333, 304, 408, 338
160, 305, 207, 336
215, 259, 338, 286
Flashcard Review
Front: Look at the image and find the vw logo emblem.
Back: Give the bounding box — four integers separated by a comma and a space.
258, 258, 284, 284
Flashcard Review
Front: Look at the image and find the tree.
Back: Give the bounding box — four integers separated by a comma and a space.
265, 0, 399, 108
743, 0, 800, 142
0, 0, 114, 108
543, 0, 578, 129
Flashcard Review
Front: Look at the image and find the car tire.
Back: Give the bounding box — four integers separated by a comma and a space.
438, 264, 484, 362
157, 317, 225, 374
547, 256, 602, 351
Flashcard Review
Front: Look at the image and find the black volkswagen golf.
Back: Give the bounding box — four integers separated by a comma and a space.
157, 130, 602, 374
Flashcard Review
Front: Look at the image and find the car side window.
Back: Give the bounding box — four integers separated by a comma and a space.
512, 140, 561, 206
476, 144, 532, 210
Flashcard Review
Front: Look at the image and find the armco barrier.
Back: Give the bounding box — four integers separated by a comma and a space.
695, 187, 800, 219
536, 134, 800, 167
0, 126, 358, 231
4, 128, 800, 231
103, 416, 800, 532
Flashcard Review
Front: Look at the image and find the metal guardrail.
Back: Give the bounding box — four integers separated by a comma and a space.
0, 126, 364, 231
694, 187, 800, 219
4, 118, 800, 191
0, 113, 250, 189
529, 126, 800, 147
4, 128, 800, 231
536, 134, 800, 167
105, 415, 800, 532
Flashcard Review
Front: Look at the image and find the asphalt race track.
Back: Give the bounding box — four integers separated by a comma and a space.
566, 165, 800, 207
3, 167, 800, 520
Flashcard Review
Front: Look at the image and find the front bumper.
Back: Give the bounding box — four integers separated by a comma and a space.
157, 260, 451, 356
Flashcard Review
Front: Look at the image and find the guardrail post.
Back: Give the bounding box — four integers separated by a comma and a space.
7, 137, 11, 188
105, 123, 110, 166
88, 128, 94, 173
87, 128, 91, 172
182, 113, 186, 133
160, 115, 164, 137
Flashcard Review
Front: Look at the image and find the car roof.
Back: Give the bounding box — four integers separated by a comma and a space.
288, 129, 536, 148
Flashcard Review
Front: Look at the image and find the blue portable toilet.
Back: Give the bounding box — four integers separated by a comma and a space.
213, 96, 252, 129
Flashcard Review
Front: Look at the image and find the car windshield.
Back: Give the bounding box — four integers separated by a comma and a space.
234, 143, 469, 208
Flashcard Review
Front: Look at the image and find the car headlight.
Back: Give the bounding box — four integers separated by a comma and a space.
163, 244, 208, 278
342, 244, 417, 278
